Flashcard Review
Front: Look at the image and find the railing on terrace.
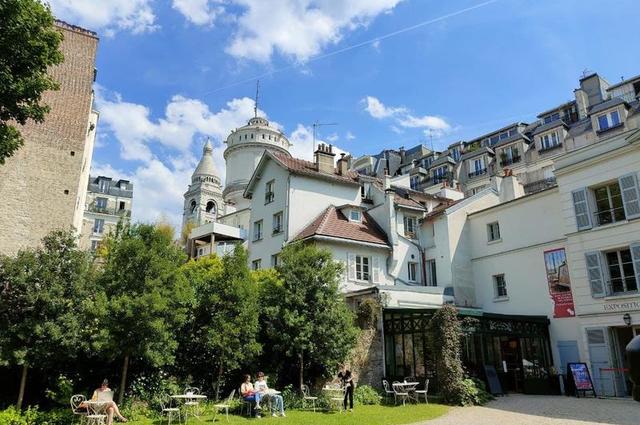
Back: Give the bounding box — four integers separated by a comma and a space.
500, 156, 521, 166
467, 168, 487, 179
538, 143, 563, 154
87, 204, 132, 217
593, 207, 626, 226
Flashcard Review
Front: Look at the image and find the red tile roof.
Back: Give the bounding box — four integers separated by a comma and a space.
271, 152, 360, 185
294, 206, 389, 246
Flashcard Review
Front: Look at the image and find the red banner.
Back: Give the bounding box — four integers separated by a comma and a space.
544, 248, 575, 318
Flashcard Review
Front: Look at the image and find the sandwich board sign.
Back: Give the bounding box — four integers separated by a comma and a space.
566, 362, 596, 398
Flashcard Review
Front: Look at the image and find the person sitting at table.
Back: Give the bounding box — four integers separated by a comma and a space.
338, 368, 354, 411
240, 374, 262, 417
255, 372, 285, 417
80, 379, 127, 425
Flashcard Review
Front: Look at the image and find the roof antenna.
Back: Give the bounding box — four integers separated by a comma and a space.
254, 79, 260, 118
312, 121, 338, 152
428, 128, 434, 152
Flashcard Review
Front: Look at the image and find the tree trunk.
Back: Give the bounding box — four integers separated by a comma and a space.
16, 364, 28, 409
298, 352, 304, 391
118, 355, 129, 405
215, 364, 223, 401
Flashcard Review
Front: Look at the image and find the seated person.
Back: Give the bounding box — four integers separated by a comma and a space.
240, 374, 262, 415
80, 379, 127, 425
255, 372, 285, 417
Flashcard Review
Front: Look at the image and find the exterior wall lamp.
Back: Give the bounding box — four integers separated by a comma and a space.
624, 313, 632, 326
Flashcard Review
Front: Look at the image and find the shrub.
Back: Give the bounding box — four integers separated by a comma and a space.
0, 407, 74, 425
127, 371, 180, 412
44, 375, 74, 406
355, 299, 380, 329
354, 385, 381, 405
457, 378, 493, 407
280, 385, 303, 409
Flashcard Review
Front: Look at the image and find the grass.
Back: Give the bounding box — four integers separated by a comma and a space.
126, 404, 449, 425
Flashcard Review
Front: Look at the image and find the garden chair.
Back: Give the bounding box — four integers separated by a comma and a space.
238, 389, 254, 417
300, 384, 318, 412
392, 383, 409, 406
183, 387, 201, 417
414, 379, 429, 403
160, 395, 182, 425
86, 401, 107, 425
381, 380, 395, 404
213, 389, 235, 422
70, 394, 88, 425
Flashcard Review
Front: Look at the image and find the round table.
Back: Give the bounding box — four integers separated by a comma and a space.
171, 394, 207, 421
393, 382, 419, 403
322, 387, 345, 412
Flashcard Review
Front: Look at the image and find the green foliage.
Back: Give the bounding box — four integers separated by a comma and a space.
354, 385, 382, 405
177, 246, 260, 397
355, 298, 381, 329
280, 384, 303, 409
127, 370, 180, 412
257, 243, 358, 387
457, 378, 493, 406
427, 304, 466, 405
44, 375, 74, 406
0, 230, 95, 406
91, 223, 192, 397
0, 0, 64, 164
0, 407, 73, 425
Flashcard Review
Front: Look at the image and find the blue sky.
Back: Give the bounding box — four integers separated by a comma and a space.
49, 0, 640, 227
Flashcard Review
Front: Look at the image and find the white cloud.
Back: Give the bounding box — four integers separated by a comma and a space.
363, 95, 451, 137
48, 0, 157, 35
345, 131, 356, 140
363, 96, 406, 119
289, 124, 348, 162
222, 0, 404, 62
326, 133, 339, 143
171, 0, 225, 26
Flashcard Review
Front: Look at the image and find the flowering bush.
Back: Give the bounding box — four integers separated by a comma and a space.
354, 385, 382, 405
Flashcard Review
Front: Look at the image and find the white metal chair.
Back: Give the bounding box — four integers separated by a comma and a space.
381, 380, 395, 404
414, 379, 429, 403
70, 395, 88, 424
213, 389, 235, 422
392, 383, 409, 406
238, 388, 254, 417
86, 402, 107, 425
183, 387, 201, 418
160, 396, 182, 425
301, 384, 318, 412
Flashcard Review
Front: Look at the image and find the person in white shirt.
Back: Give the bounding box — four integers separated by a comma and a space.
254, 372, 285, 417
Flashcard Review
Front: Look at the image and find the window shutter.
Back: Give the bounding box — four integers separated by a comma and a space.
347, 254, 356, 281
619, 173, 640, 220
372, 256, 380, 284
584, 251, 606, 298
630, 242, 640, 289
572, 188, 592, 231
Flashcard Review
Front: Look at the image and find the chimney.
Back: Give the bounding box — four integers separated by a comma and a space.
383, 168, 391, 191
574, 88, 589, 120
337, 153, 351, 175
315, 143, 336, 174
499, 169, 524, 203
399, 146, 406, 163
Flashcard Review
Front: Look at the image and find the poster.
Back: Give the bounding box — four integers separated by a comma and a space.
568, 363, 594, 392
544, 248, 575, 318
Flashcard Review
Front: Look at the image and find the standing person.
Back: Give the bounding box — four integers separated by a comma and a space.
255, 372, 286, 417
240, 374, 262, 417
80, 379, 127, 425
338, 368, 354, 411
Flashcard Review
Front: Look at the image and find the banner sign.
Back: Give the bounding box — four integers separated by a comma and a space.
544, 248, 575, 318
567, 362, 596, 397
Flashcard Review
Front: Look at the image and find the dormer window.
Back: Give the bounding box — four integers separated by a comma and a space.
451, 149, 460, 161
540, 131, 560, 151
350, 210, 361, 222
597, 110, 621, 132
410, 176, 420, 190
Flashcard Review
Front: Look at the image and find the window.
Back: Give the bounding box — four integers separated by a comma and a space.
451, 148, 460, 161
540, 131, 560, 151
543, 112, 560, 124
605, 249, 638, 294
93, 218, 104, 234
404, 216, 417, 237
271, 253, 280, 267
98, 179, 110, 193
252, 259, 262, 270
96, 197, 107, 209
253, 220, 263, 241
408, 262, 418, 282
90, 240, 99, 251
468, 158, 486, 178
593, 182, 625, 225
433, 166, 447, 183
350, 210, 361, 222
205, 200, 216, 214
265, 180, 274, 204
426, 259, 437, 286
494, 274, 508, 299
355, 255, 370, 281
272, 212, 283, 234
487, 222, 501, 242
500, 145, 520, 165
360, 183, 371, 200
190, 200, 197, 214
597, 110, 621, 131
119, 201, 126, 211
410, 176, 420, 190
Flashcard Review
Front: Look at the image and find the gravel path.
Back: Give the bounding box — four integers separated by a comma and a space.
418, 394, 639, 425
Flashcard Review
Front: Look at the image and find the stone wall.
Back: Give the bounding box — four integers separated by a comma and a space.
0, 22, 98, 255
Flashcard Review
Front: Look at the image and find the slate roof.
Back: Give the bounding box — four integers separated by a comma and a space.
492, 133, 530, 149
588, 97, 628, 115
294, 205, 389, 246
531, 119, 568, 136
271, 152, 360, 185
459, 146, 494, 162
429, 155, 456, 168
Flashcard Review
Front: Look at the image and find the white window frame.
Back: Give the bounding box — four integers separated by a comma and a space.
350, 210, 362, 222
271, 253, 279, 268
355, 255, 370, 282
253, 220, 263, 241
597, 110, 621, 131
93, 218, 104, 234
272, 212, 283, 234
426, 259, 437, 286
540, 131, 559, 150
404, 215, 417, 237
408, 261, 418, 282
252, 259, 262, 270
265, 180, 275, 204
487, 221, 501, 242
494, 274, 508, 299
604, 247, 638, 295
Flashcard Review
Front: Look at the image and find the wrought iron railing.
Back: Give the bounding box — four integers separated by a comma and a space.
593, 207, 626, 226
500, 156, 521, 166
467, 168, 487, 179
606, 278, 638, 296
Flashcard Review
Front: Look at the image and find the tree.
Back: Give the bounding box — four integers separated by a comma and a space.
0, 230, 95, 408
427, 304, 469, 405
0, 0, 63, 164
259, 243, 358, 389
93, 223, 192, 404
178, 245, 260, 399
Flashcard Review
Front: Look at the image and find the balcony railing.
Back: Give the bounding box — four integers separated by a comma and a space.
87, 204, 132, 217
607, 277, 638, 296
593, 207, 626, 226
499, 155, 521, 167
538, 143, 563, 154
468, 168, 487, 179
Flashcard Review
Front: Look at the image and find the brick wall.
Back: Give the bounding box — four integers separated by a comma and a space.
0, 22, 98, 255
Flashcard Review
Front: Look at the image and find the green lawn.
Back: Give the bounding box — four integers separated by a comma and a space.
126, 404, 449, 425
